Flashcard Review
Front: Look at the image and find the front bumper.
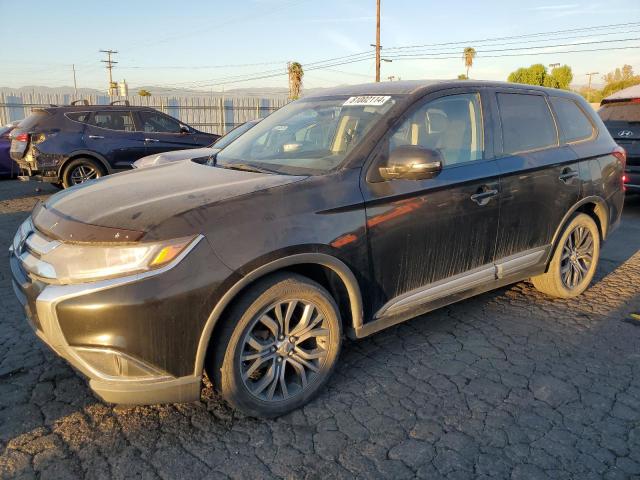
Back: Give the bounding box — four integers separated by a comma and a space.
10, 229, 235, 405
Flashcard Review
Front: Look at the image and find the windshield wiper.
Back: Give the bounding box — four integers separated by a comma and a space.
219, 163, 275, 174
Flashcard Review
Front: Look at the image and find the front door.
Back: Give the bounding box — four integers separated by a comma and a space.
136, 111, 196, 156
490, 90, 581, 260
361, 90, 501, 315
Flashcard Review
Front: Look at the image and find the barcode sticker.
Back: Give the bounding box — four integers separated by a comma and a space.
343, 95, 391, 107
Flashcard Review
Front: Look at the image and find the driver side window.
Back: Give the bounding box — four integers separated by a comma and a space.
389, 93, 484, 166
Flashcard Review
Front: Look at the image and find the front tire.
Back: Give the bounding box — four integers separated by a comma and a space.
62, 158, 105, 188
209, 273, 342, 418
531, 213, 600, 298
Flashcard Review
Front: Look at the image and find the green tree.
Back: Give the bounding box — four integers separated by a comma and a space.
457, 74, 468, 80
546, 65, 573, 90
508, 64, 547, 86
508, 64, 572, 89
463, 47, 476, 79
287, 62, 304, 100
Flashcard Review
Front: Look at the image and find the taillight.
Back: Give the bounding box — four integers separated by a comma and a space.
14, 132, 29, 142
613, 145, 626, 169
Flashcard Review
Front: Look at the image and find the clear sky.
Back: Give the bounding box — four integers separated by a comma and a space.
0, 0, 638, 92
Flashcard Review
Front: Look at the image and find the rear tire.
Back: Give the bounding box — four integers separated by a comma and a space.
531, 213, 600, 298
208, 273, 342, 418
62, 158, 105, 188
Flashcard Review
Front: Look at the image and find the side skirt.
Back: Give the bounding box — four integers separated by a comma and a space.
351, 246, 550, 339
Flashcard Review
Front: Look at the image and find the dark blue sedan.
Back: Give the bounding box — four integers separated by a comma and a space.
0, 121, 20, 177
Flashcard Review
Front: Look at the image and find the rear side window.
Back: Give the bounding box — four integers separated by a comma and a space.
139, 111, 182, 133
598, 102, 640, 122
497, 93, 557, 154
550, 97, 594, 143
89, 111, 136, 132
65, 112, 91, 123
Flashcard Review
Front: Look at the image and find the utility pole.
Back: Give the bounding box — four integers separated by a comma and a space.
100, 49, 118, 96
375, 0, 380, 82
586, 71, 599, 90
72, 64, 78, 98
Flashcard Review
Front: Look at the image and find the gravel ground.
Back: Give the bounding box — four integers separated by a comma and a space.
0, 179, 639, 479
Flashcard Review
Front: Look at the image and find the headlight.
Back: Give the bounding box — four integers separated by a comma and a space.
25, 233, 198, 284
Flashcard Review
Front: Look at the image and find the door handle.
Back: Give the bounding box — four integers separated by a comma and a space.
88, 135, 104, 139
470, 188, 498, 206
144, 138, 160, 143
559, 168, 578, 183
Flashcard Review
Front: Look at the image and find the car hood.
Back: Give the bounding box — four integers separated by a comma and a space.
133, 147, 220, 168
41, 160, 305, 235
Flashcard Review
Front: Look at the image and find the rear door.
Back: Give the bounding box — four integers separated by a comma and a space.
491, 90, 580, 261
84, 110, 146, 169
136, 111, 197, 156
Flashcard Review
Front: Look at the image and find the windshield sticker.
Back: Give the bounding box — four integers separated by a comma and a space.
273, 125, 288, 131
343, 95, 391, 107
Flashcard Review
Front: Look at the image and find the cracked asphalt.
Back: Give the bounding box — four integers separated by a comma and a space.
1, 179, 639, 479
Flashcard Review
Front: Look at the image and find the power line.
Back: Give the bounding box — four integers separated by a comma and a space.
386, 36, 640, 58
383, 21, 640, 51
388, 45, 640, 61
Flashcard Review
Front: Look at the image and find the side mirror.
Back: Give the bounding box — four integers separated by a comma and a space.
180, 125, 191, 134
379, 145, 443, 180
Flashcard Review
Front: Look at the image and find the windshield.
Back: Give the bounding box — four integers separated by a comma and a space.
599, 102, 640, 122
215, 95, 398, 175
211, 120, 258, 149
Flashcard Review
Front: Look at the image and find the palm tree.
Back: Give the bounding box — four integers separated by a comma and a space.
288, 62, 304, 100
463, 47, 477, 79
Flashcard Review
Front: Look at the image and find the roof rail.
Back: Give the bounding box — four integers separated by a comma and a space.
70, 99, 89, 106
109, 100, 130, 106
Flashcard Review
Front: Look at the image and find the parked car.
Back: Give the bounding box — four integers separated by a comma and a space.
133, 119, 261, 169
9, 101, 219, 188
599, 95, 640, 193
10, 81, 624, 417
0, 121, 20, 177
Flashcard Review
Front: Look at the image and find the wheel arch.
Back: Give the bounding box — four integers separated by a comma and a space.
58, 151, 112, 177
193, 253, 364, 377
547, 195, 608, 270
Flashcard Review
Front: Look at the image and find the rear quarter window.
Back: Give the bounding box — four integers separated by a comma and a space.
497, 93, 557, 155
550, 97, 594, 143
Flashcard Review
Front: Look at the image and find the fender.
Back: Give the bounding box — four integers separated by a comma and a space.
57, 150, 114, 175
192, 253, 364, 377
547, 195, 609, 266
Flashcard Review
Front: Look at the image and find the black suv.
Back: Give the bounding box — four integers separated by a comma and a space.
10, 81, 624, 417
10, 102, 219, 188
599, 96, 640, 192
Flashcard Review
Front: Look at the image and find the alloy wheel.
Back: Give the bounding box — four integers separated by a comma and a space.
70, 164, 98, 185
560, 225, 594, 289
240, 299, 329, 402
